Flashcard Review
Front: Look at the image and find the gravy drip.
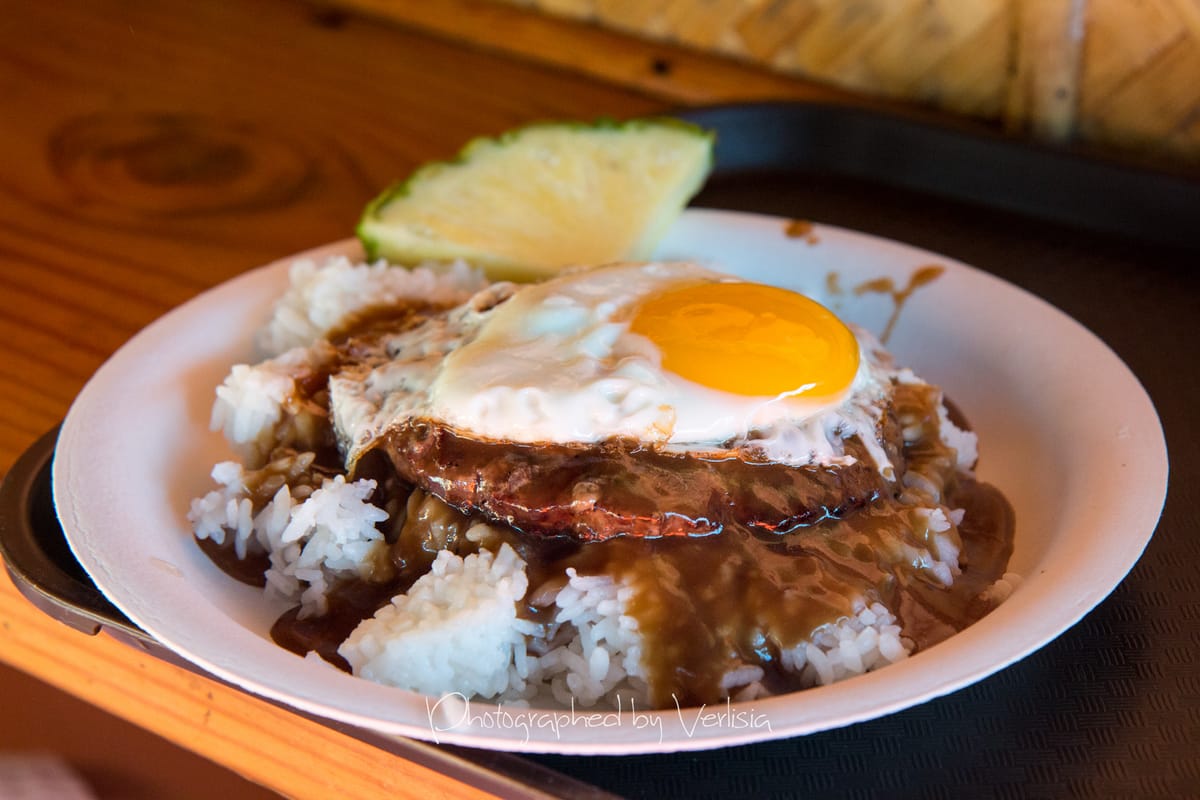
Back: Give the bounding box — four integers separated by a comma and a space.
853, 265, 945, 344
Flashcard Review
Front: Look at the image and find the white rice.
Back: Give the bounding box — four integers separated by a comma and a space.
256, 256, 487, 357
530, 568, 647, 707
938, 403, 978, 472
778, 601, 911, 688
264, 475, 389, 617
339, 542, 538, 699
978, 572, 1024, 605
188, 461, 252, 552
188, 465, 389, 617
210, 341, 337, 464
897, 366, 979, 474
902, 506, 962, 587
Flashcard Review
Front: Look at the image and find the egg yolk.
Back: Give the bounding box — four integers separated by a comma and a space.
627, 281, 860, 398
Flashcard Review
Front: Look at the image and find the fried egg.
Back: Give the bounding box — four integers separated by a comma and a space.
331, 262, 899, 475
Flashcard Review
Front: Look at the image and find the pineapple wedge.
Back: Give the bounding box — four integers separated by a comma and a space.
357, 118, 714, 281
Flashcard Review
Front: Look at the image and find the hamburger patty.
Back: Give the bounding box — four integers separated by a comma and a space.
359, 410, 905, 541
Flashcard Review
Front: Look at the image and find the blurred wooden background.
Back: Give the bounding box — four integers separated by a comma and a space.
339, 0, 1200, 162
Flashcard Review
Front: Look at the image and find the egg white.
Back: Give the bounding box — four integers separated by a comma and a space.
331, 262, 902, 475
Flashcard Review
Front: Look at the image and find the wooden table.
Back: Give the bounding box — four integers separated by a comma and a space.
0, 1, 855, 797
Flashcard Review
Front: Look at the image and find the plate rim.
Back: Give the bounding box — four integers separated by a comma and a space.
53, 208, 1169, 754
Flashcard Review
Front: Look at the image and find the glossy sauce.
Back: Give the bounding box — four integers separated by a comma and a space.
198, 318, 1014, 707
515, 477, 1011, 707
202, 468, 1012, 707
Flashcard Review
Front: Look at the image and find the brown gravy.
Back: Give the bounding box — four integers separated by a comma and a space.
202, 475, 1011, 708
196, 536, 269, 587
784, 218, 819, 245
510, 477, 1011, 707
853, 264, 945, 344
199, 377, 1014, 709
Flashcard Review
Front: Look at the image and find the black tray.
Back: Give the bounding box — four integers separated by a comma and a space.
2, 103, 1198, 799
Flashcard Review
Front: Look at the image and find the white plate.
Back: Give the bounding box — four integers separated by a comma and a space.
55, 209, 1168, 754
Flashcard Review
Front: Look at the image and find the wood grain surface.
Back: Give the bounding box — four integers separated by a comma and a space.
0, 568, 485, 799
0, 0, 822, 796
0, 0, 668, 471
